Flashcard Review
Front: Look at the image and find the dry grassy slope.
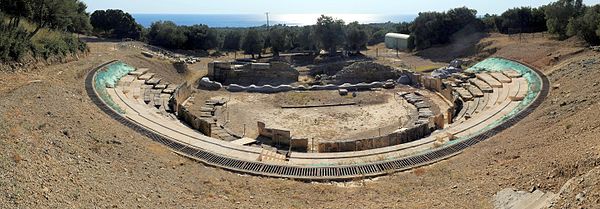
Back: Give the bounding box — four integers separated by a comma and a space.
545, 53, 600, 208
0, 35, 599, 208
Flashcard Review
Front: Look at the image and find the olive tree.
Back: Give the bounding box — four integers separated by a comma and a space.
269, 26, 289, 57
222, 31, 242, 51
345, 22, 368, 54
242, 29, 264, 58
315, 15, 345, 54
91, 9, 143, 39
546, 0, 584, 39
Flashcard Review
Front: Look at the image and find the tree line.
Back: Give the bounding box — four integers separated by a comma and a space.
91, 0, 600, 58
479, 0, 599, 44
90, 10, 372, 58
2, 0, 598, 64
409, 0, 600, 49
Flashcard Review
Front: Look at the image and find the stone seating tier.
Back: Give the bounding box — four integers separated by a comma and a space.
129, 68, 149, 76
510, 78, 529, 101
490, 72, 512, 83
502, 69, 522, 78
455, 100, 470, 121
138, 73, 155, 81
162, 87, 177, 94
448, 81, 517, 138
154, 84, 168, 89
454, 87, 474, 101
476, 73, 503, 88
469, 78, 493, 93
146, 77, 162, 85
465, 84, 484, 97
118, 75, 137, 87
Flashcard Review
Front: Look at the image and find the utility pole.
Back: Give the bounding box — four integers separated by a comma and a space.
265, 12, 270, 28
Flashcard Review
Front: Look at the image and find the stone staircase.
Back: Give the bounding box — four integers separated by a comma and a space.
195, 98, 241, 142
122, 68, 178, 116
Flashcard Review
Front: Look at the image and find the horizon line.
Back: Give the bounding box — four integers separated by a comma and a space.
128, 12, 419, 15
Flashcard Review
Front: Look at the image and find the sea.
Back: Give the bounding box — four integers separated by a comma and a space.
132, 14, 417, 28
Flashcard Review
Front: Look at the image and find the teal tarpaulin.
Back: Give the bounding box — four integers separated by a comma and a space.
94, 61, 135, 114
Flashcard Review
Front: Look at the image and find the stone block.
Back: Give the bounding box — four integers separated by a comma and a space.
454, 87, 474, 100
502, 69, 522, 78
465, 85, 484, 97
469, 78, 493, 93
138, 73, 155, 81
129, 68, 149, 76
476, 73, 503, 88
490, 72, 512, 83
145, 77, 161, 85
154, 84, 167, 89
118, 75, 136, 87
338, 89, 349, 96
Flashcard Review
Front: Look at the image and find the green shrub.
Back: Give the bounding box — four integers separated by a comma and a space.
567, 5, 600, 45
31, 33, 87, 60
368, 29, 387, 46
411, 7, 483, 50
546, 0, 585, 40
90, 9, 142, 40
0, 24, 31, 62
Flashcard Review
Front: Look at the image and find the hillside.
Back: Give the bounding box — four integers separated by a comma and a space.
0, 34, 599, 208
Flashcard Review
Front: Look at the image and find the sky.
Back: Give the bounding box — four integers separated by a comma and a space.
82, 0, 600, 15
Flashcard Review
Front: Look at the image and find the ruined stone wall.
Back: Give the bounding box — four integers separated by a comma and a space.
169, 81, 193, 115
316, 90, 447, 153
208, 61, 299, 86
258, 121, 308, 150
422, 77, 444, 92
317, 123, 432, 152
169, 81, 212, 136
420, 76, 457, 124
335, 61, 405, 84
178, 107, 212, 136
308, 60, 357, 76
420, 76, 456, 104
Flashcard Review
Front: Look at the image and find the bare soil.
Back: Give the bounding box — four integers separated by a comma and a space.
1, 34, 599, 208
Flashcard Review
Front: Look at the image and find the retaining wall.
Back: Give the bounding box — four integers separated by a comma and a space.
317, 123, 432, 152
208, 61, 299, 86
170, 81, 212, 136
178, 107, 212, 136
170, 81, 193, 114
420, 76, 457, 124
316, 91, 445, 153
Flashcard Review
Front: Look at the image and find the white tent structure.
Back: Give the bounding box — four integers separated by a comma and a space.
385, 33, 410, 50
